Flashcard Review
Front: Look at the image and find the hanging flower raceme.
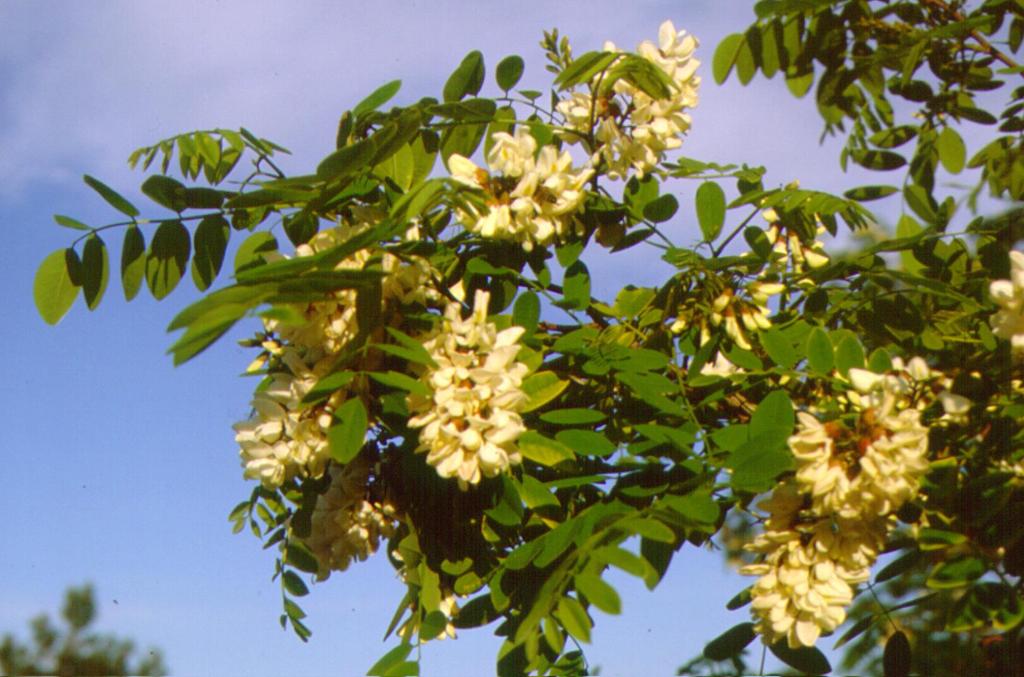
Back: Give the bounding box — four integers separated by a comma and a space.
760, 207, 830, 278
557, 20, 700, 179
741, 357, 949, 649
990, 250, 1024, 359
448, 128, 593, 251
234, 350, 336, 489
266, 217, 439, 358
407, 290, 530, 489
301, 456, 398, 580
708, 282, 783, 351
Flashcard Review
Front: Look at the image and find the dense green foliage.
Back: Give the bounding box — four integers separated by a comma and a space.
34, 1, 1024, 675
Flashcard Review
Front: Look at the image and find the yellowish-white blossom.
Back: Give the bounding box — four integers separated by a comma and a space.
743, 358, 938, 649
448, 128, 592, 251
267, 220, 439, 357
761, 208, 830, 277
556, 21, 700, 179
708, 283, 780, 351
407, 290, 529, 489
990, 250, 1024, 358
234, 350, 336, 489
301, 456, 398, 580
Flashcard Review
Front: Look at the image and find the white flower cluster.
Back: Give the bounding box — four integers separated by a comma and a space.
235, 217, 439, 488
407, 290, 529, 489
741, 359, 952, 649
234, 350, 335, 489
990, 250, 1024, 359
449, 128, 593, 251
302, 456, 398, 580
268, 219, 438, 357
557, 21, 700, 179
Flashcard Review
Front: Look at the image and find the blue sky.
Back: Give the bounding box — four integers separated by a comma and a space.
1, 2, 900, 674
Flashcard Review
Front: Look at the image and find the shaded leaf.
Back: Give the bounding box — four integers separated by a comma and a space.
81, 234, 109, 310
769, 642, 831, 675
443, 50, 485, 102
120, 225, 146, 301
145, 220, 190, 300
703, 622, 756, 661
496, 55, 525, 91
83, 174, 139, 217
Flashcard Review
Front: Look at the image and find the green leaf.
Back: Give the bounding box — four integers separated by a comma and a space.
368, 371, 429, 397
81, 234, 109, 310
554, 429, 615, 456
366, 644, 414, 677
562, 260, 591, 310
282, 570, 309, 597
805, 327, 834, 373
33, 248, 80, 325
729, 443, 793, 492
833, 614, 876, 650
643, 194, 679, 223
695, 182, 726, 241
868, 125, 917, 149
120, 225, 146, 301
518, 431, 574, 467
284, 542, 320, 574
769, 642, 831, 675
516, 474, 559, 510
383, 327, 437, 367
234, 231, 278, 274
145, 220, 191, 300
496, 55, 525, 91
302, 371, 356, 405
183, 187, 224, 209
443, 50, 485, 102
750, 390, 794, 443
851, 149, 906, 171
622, 517, 674, 543
883, 631, 911, 677
844, 185, 899, 202
834, 336, 866, 376
191, 214, 230, 291
513, 291, 540, 333
317, 137, 378, 180
53, 214, 90, 231
83, 174, 139, 217
553, 596, 591, 644
895, 215, 924, 274
574, 573, 621, 615
760, 327, 799, 369
539, 409, 606, 425
141, 175, 187, 211
927, 555, 986, 589
726, 587, 751, 611
904, 184, 937, 223
328, 398, 368, 464
936, 126, 966, 174
947, 582, 1024, 632
917, 528, 967, 551
713, 33, 744, 84
554, 51, 619, 89
352, 79, 402, 118
785, 71, 814, 98
703, 622, 756, 661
